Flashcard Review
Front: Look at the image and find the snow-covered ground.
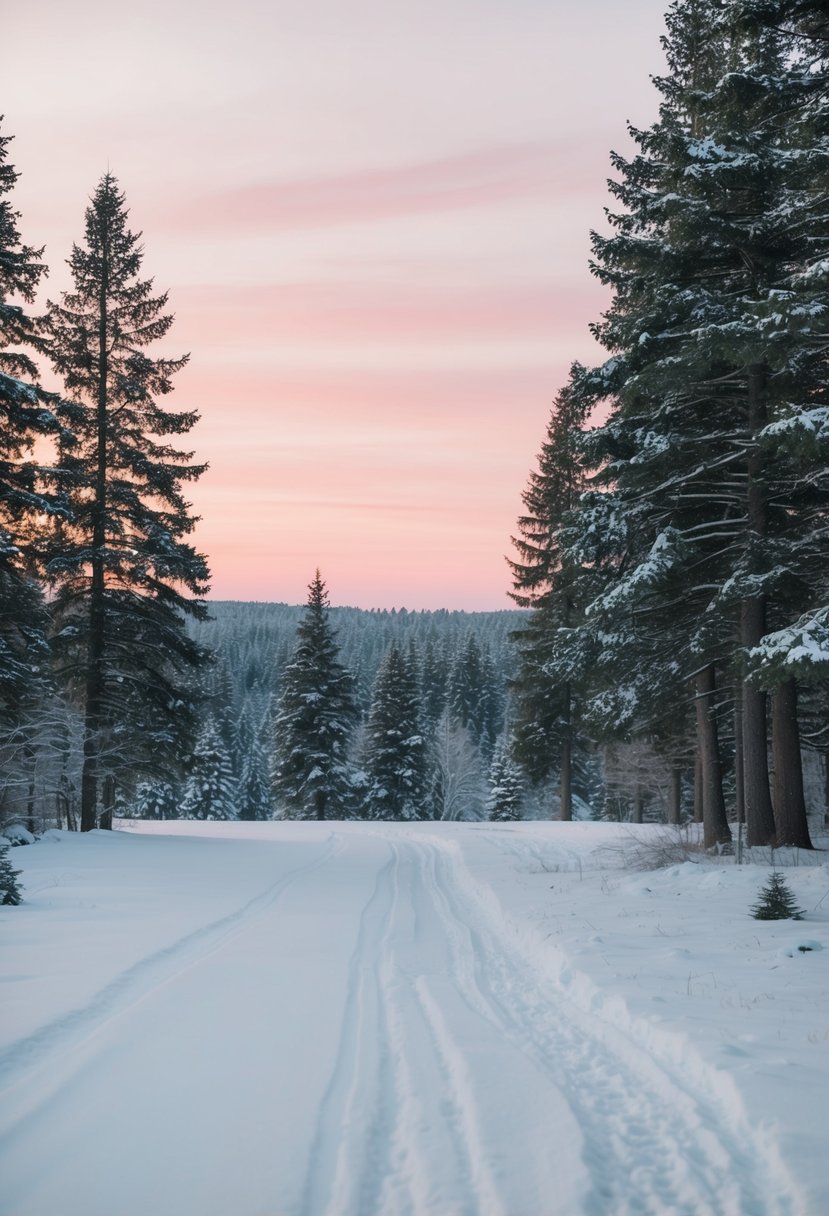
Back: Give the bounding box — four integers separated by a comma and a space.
1, 820, 827, 1216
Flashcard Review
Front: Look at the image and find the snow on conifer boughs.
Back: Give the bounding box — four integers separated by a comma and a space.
181, 717, 236, 820
486, 741, 524, 822
362, 643, 428, 821
272, 573, 356, 820
751, 871, 804, 921
0, 842, 23, 905
0, 120, 70, 735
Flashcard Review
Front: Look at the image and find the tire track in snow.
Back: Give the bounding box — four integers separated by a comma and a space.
418, 834, 802, 1216
300, 842, 404, 1216
301, 841, 515, 1216
0, 833, 341, 1112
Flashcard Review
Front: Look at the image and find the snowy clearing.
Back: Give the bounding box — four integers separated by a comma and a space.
1, 821, 827, 1216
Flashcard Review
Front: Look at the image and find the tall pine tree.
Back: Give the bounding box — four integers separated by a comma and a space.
0, 121, 68, 741
45, 174, 210, 830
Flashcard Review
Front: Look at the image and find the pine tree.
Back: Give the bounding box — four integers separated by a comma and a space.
363, 643, 428, 821
272, 573, 356, 820
133, 778, 180, 820
486, 740, 524, 822
180, 717, 236, 820
0, 121, 69, 739
0, 841, 23, 905
238, 728, 271, 821
751, 870, 804, 920
45, 174, 210, 830
510, 381, 592, 820
420, 637, 448, 729
543, 0, 829, 849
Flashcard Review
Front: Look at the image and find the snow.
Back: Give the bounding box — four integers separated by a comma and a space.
1, 820, 827, 1216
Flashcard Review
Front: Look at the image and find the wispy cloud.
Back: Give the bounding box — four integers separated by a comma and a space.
160, 140, 587, 232
172, 278, 603, 346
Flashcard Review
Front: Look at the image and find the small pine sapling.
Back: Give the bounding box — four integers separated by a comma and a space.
751, 871, 804, 921
0, 843, 23, 905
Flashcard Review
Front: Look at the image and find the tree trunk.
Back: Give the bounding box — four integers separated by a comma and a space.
668, 766, 682, 825
99, 774, 116, 832
693, 751, 703, 823
559, 682, 572, 821
80, 212, 110, 833
772, 678, 812, 849
741, 363, 776, 846
734, 699, 745, 826
741, 603, 775, 846
695, 666, 731, 848
632, 785, 644, 824
24, 742, 36, 834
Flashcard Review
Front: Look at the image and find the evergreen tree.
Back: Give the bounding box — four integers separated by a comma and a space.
45, 174, 210, 830
238, 728, 271, 821
272, 573, 356, 820
0, 841, 23, 905
363, 643, 428, 821
446, 634, 500, 757
0, 121, 68, 738
180, 717, 236, 820
486, 740, 524, 821
133, 778, 180, 820
751, 870, 804, 920
510, 382, 591, 820
540, 0, 828, 849
420, 637, 448, 729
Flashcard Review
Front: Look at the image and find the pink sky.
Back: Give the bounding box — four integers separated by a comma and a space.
6, 0, 667, 610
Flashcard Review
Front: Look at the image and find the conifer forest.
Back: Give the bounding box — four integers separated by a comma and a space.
1, 0, 828, 843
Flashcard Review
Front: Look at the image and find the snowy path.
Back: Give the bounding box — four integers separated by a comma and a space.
0, 828, 803, 1216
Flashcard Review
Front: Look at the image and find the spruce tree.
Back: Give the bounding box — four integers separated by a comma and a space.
180, 717, 236, 821
363, 643, 428, 821
510, 382, 592, 820
0, 121, 68, 739
751, 870, 804, 920
45, 174, 210, 830
0, 841, 23, 905
545, 0, 828, 849
486, 740, 524, 822
133, 778, 180, 820
272, 573, 356, 820
238, 728, 271, 821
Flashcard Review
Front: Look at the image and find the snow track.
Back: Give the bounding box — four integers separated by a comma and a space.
0, 833, 341, 1127
302, 833, 797, 1216
409, 835, 799, 1216
0, 826, 805, 1216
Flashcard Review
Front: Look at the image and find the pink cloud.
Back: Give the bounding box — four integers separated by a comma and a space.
171, 278, 606, 347
155, 140, 597, 232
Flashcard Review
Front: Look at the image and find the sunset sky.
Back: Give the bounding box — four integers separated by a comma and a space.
7, 0, 667, 610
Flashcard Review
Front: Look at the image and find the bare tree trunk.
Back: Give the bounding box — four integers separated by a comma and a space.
559, 682, 572, 821
772, 678, 812, 848
734, 699, 745, 826
695, 666, 731, 848
99, 774, 116, 832
632, 784, 644, 824
24, 742, 36, 834
668, 766, 682, 825
693, 751, 703, 823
